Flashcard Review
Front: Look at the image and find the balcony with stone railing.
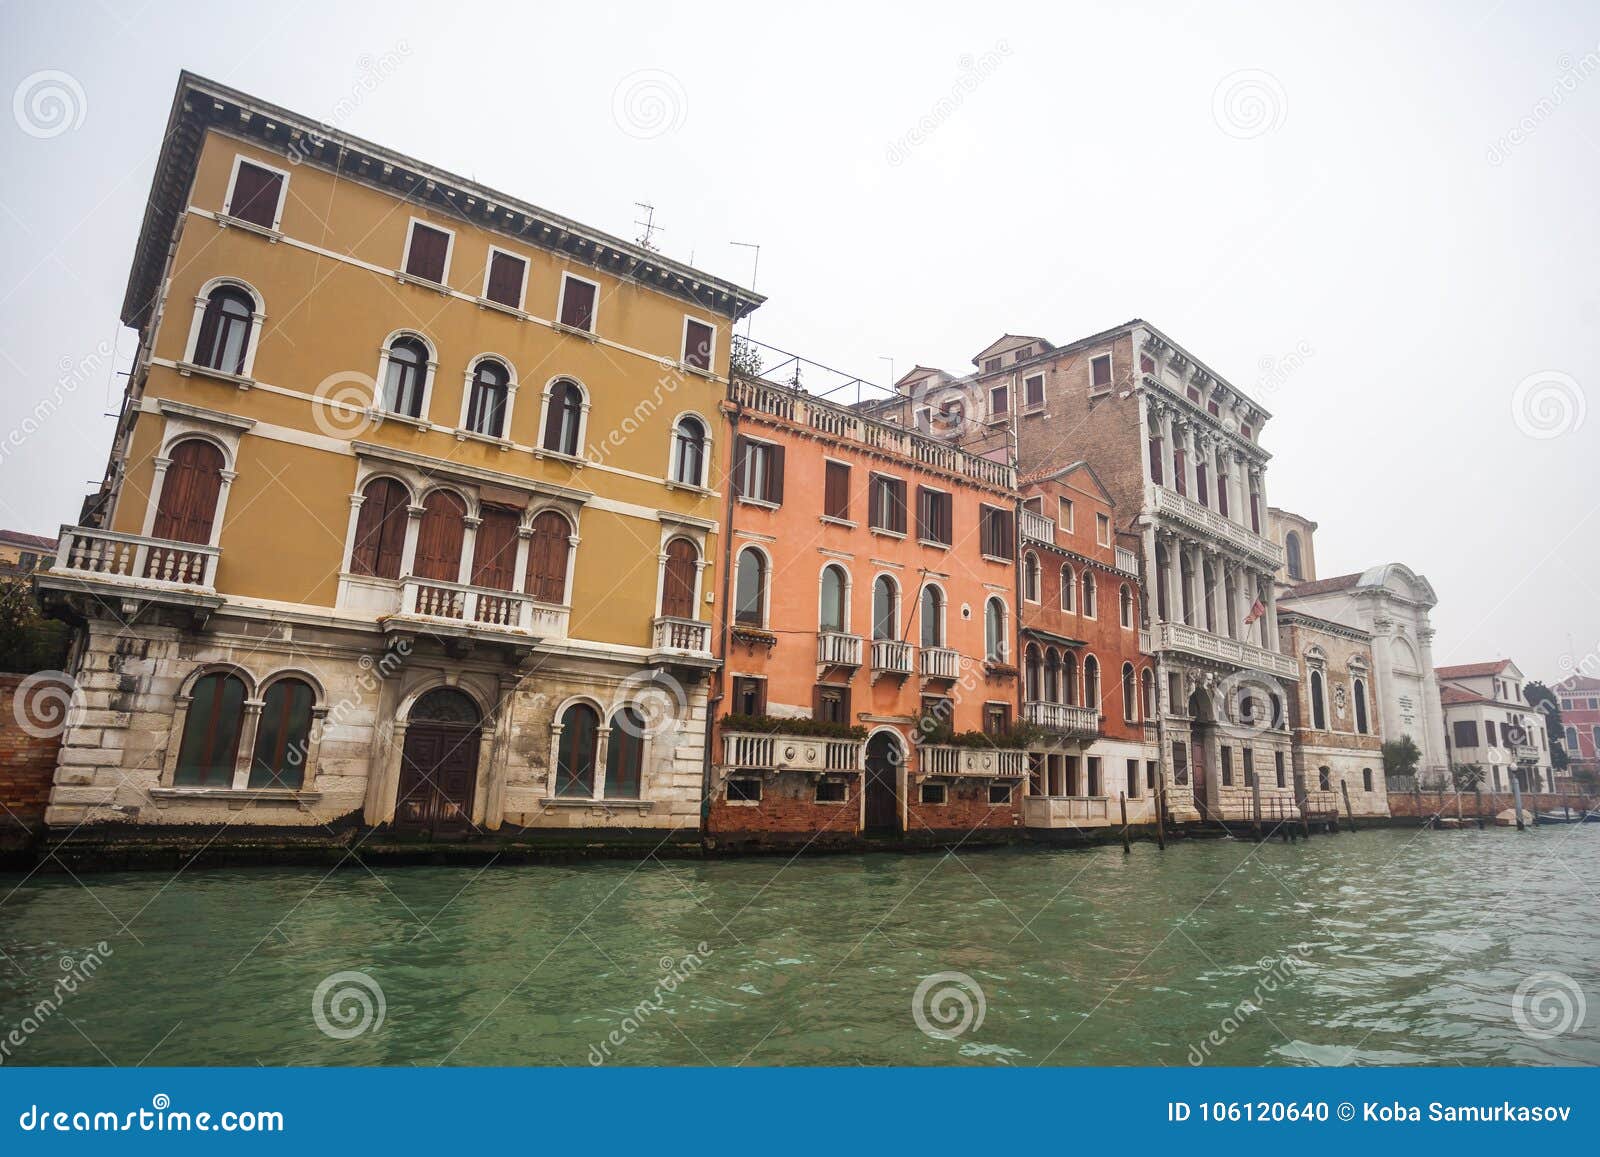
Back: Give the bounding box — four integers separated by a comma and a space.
919, 745, 1027, 779
389, 577, 567, 644
1146, 484, 1282, 568
1114, 546, 1140, 575
817, 631, 864, 667
871, 638, 915, 676
1020, 507, 1054, 544
1151, 621, 1298, 679
1024, 701, 1101, 737
1508, 742, 1540, 764
49, 525, 221, 592
919, 647, 961, 680
722, 731, 863, 773
652, 616, 713, 659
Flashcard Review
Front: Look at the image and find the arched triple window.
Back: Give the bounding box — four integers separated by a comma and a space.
1081, 570, 1097, 618
671, 416, 708, 487
192, 284, 256, 375
920, 585, 944, 648
1310, 670, 1327, 730
175, 671, 247, 786
1025, 643, 1043, 701
1023, 551, 1041, 602
1059, 563, 1075, 612
606, 708, 645, 800
543, 379, 585, 457
526, 510, 574, 604
1285, 531, 1303, 580
350, 478, 410, 580
251, 677, 314, 789
1353, 677, 1370, 735
660, 537, 699, 620
820, 564, 848, 633
1119, 583, 1134, 628
872, 575, 899, 641
735, 548, 767, 627
382, 335, 430, 418
1122, 662, 1137, 722
985, 597, 1007, 662
151, 438, 225, 547
1082, 654, 1100, 709
464, 358, 511, 438
1042, 648, 1061, 702
556, 703, 600, 797
413, 490, 467, 581
1141, 668, 1156, 718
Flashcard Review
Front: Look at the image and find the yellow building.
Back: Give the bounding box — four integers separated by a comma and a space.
37, 72, 761, 842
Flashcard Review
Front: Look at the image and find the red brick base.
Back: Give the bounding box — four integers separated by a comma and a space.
0, 672, 66, 843
1387, 789, 1596, 819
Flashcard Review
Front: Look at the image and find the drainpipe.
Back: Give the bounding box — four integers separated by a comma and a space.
703, 400, 740, 838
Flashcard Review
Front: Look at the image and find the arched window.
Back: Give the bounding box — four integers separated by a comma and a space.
1060, 563, 1075, 611
606, 708, 645, 799
1044, 648, 1061, 702
556, 703, 600, 797
920, 585, 944, 648
820, 564, 848, 633
382, 336, 429, 417
350, 477, 409, 579
985, 598, 1007, 662
735, 549, 767, 627
1311, 670, 1327, 730
251, 677, 314, 789
1142, 668, 1156, 718
1122, 662, 1136, 722
1318, 766, 1332, 792
1081, 570, 1097, 618
872, 575, 899, 641
414, 490, 467, 581
192, 285, 255, 375
1362, 767, 1374, 792
1023, 551, 1041, 602
175, 671, 247, 786
1154, 542, 1170, 620
1566, 725, 1579, 751
1063, 652, 1079, 704
471, 504, 521, 592
543, 379, 584, 457
1025, 643, 1043, 701
1083, 654, 1100, 709
1353, 678, 1369, 734
1286, 531, 1303, 580
526, 510, 573, 604
671, 416, 707, 486
465, 358, 510, 438
410, 686, 481, 725
660, 537, 698, 619
1119, 583, 1134, 628
151, 438, 225, 547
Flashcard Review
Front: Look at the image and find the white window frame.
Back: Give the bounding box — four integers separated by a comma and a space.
666, 411, 713, 490
818, 561, 854, 635
222, 154, 290, 232
372, 329, 439, 428
1022, 371, 1046, 412
1089, 352, 1113, 394
681, 314, 717, 373
1096, 512, 1111, 546
1058, 497, 1074, 533
919, 581, 947, 649
871, 572, 901, 641
457, 353, 518, 443
480, 245, 529, 313
734, 544, 773, 629
535, 375, 591, 462
558, 271, 602, 335
401, 217, 456, 287
180, 277, 266, 381
736, 435, 780, 508
1023, 550, 1041, 604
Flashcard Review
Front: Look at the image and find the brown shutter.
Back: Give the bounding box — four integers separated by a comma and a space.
661, 538, 697, 618
405, 224, 450, 282
684, 319, 713, 369
940, 494, 952, 543
485, 251, 525, 307
229, 163, 282, 227
413, 491, 466, 581
731, 437, 749, 498
526, 511, 572, 603
824, 461, 849, 519
351, 478, 409, 579
891, 480, 906, 534
560, 279, 596, 330
151, 440, 225, 545
915, 488, 929, 541
767, 444, 785, 503
543, 387, 565, 451
470, 505, 520, 591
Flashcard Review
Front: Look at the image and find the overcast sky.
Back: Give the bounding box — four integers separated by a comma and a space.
2, 0, 1596, 684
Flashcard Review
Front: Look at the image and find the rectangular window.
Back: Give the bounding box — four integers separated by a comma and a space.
404, 221, 452, 284
989, 383, 1009, 417
823, 461, 851, 521
1096, 513, 1111, 546
735, 437, 784, 504
1453, 720, 1479, 747
920, 782, 948, 805
1173, 447, 1187, 497
732, 676, 766, 717
1064, 755, 1081, 795
984, 357, 1001, 372
727, 777, 762, 802
870, 475, 907, 534
1171, 741, 1188, 785
1275, 751, 1286, 788
1086, 756, 1102, 797
1140, 353, 1155, 374
1146, 760, 1158, 791
988, 783, 1013, 805
1243, 748, 1255, 787
1090, 354, 1112, 391
1058, 497, 1074, 532
1221, 746, 1234, 786
1168, 672, 1183, 714
984, 702, 1011, 736
1013, 345, 1031, 361
226, 159, 285, 228
1023, 373, 1045, 409
816, 779, 848, 803
483, 249, 527, 308
683, 318, 714, 370
1485, 720, 1499, 746
1127, 758, 1140, 798
1149, 437, 1163, 485
1196, 463, 1209, 507
558, 274, 598, 332
916, 487, 952, 545
814, 684, 851, 725
979, 505, 1015, 560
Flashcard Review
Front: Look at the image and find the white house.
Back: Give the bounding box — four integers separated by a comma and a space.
1436, 659, 1557, 793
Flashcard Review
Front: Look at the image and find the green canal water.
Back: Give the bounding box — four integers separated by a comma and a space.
2, 827, 1597, 1066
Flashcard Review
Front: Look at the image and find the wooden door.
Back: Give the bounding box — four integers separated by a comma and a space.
864, 733, 901, 832
151, 440, 224, 545
1191, 734, 1210, 820
661, 538, 697, 619
395, 723, 480, 837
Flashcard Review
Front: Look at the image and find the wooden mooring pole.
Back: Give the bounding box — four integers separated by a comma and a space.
1474, 786, 1484, 829
1119, 792, 1131, 855
1512, 774, 1526, 831
1154, 780, 1167, 851
1251, 775, 1263, 841
1340, 780, 1357, 831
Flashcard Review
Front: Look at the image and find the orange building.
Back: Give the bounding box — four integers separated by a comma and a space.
707, 371, 1027, 847
1016, 464, 1160, 830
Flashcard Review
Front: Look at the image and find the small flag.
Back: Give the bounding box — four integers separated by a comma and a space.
1244, 599, 1265, 625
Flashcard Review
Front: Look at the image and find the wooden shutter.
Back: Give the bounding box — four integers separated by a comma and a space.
1149, 438, 1163, 484
731, 437, 750, 498
151, 440, 225, 545
470, 505, 520, 591
939, 493, 953, 543
526, 511, 572, 604
560, 278, 596, 330
351, 478, 409, 578
661, 538, 697, 618
683, 319, 713, 369
485, 251, 525, 307
824, 460, 849, 519
413, 491, 466, 581
229, 163, 282, 227
916, 488, 930, 541
405, 224, 450, 282
890, 480, 906, 534
766, 444, 785, 503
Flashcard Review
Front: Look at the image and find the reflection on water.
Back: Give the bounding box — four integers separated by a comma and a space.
1, 827, 1597, 1066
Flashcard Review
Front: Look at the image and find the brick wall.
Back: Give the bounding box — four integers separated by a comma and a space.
0, 672, 67, 834
706, 772, 860, 838
1387, 789, 1595, 819
906, 778, 1021, 833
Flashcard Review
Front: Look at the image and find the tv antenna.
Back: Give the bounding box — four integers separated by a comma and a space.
633, 202, 663, 252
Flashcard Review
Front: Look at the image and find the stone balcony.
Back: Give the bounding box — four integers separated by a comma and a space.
49, 525, 220, 592
1020, 507, 1054, 544
385, 576, 565, 648
1507, 742, 1540, 764
651, 616, 714, 661
919, 745, 1027, 778
919, 647, 961, 680
722, 731, 863, 773
817, 630, 863, 667
1152, 621, 1298, 680
1146, 484, 1283, 569
1024, 700, 1101, 737
871, 638, 914, 676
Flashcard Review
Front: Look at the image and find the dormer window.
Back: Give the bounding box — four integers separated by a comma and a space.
1014, 345, 1031, 361
984, 357, 1001, 372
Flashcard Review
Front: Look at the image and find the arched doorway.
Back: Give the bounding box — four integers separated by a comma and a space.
1187, 686, 1216, 821
396, 687, 482, 837
864, 731, 903, 833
